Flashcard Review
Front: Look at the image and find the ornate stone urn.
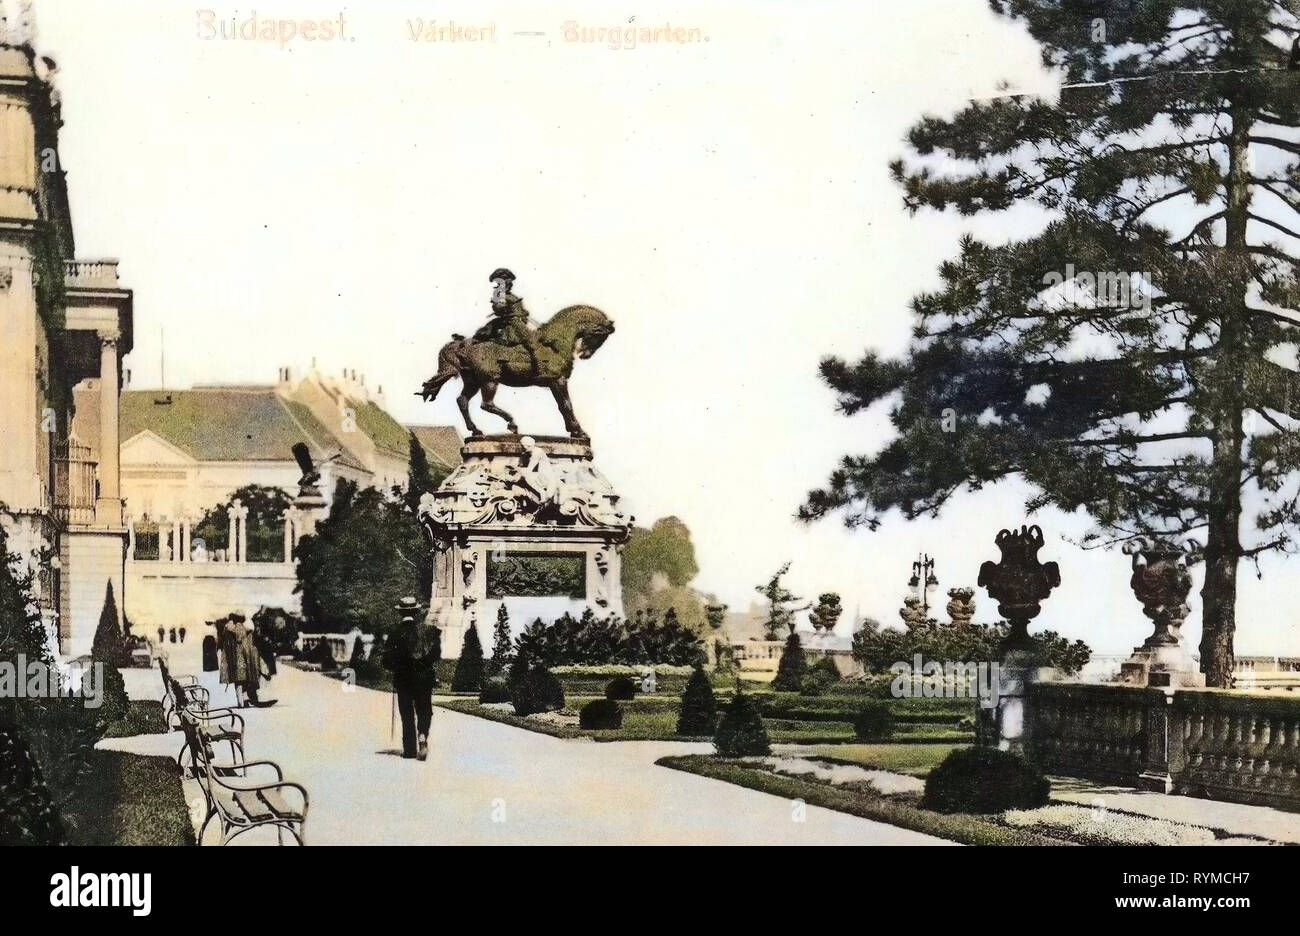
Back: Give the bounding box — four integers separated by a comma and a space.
1119, 537, 1205, 688
976, 525, 1060, 651
975, 524, 1061, 753
945, 587, 976, 627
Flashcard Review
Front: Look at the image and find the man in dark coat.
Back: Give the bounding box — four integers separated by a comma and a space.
382, 597, 440, 760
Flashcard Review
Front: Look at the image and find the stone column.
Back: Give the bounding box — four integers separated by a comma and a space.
96, 332, 123, 527
283, 510, 294, 563
180, 515, 191, 562
235, 503, 249, 563
172, 519, 182, 563
1138, 689, 1176, 793
228, 503, 239, 562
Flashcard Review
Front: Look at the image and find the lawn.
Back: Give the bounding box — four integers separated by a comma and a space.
655, 755, 1068, 846
103, 699, 168, 739
60, 749, 194, 846
779, 743, 966, 776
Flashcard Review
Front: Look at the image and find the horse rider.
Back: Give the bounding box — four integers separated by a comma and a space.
473, 268, 551, 369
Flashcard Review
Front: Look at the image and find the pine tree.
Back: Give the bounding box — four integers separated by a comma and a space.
489, 604, 513, 675
802, 3, 1300, 686
756, 562, 807, 640
676, 664, 718, 736
451, 621, 486, 693
771, 630, 807, 692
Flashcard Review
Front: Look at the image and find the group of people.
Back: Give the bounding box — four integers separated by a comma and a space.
206, 613, 278, 707
193, 598, 440, 759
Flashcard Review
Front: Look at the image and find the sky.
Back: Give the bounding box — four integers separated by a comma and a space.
32, 0, 1300, 654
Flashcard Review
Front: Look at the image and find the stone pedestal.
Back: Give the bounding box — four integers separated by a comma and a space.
1119, 645, 1205, 688
417, 435, 632, 658
981, 649, 1061, 755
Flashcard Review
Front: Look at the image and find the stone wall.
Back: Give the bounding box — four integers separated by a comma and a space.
124, 559, 299, 636
1029, 681, 1300, 811
59, 529, 127, 658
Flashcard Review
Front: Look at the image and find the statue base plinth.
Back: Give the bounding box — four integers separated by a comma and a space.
417, 434, 633, 658
1119, 644, 1205, 688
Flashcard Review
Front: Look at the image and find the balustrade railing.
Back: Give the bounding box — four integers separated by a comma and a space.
1029, 681, 1300, 811
52, 439, 97, 527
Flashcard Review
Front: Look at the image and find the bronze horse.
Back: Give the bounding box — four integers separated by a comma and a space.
419, 305, 614, 440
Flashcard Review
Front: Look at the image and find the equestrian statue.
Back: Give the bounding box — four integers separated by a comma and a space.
418, 268, 614, 441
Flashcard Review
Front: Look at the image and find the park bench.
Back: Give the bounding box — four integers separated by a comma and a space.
159, 659, 245, 768
177, 709, 309, 845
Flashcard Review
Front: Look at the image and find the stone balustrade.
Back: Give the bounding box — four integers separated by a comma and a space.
297, 629, 371, 665
63, 259, 121, 289
1029, 681, 1300, 811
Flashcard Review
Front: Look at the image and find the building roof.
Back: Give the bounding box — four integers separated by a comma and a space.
406, 424, 463, 471
348, 398, 411, 459
121, 388, 367, 472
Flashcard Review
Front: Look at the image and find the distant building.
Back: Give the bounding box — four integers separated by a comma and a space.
722, 602, 862, 679
117, 364, 459, 636
119, 364, 460, 524
0, 37, 135, 658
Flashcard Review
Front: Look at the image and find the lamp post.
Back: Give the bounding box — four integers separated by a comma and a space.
908, 554, 940, 620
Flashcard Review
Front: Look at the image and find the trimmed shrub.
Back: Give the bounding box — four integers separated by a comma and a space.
451, 623, 486, 693
714, 692, 770, 757
676, 664, 718, 736
771, 631, 806, 692
923, 747, 1050, 814
510, 666, 565, 717
579, 699, 623, 730
90, 583, 130, 728
812, 655, 842, 682
479, 677, 511, 704
605, 676, 637, 701
799, 667, 837, 697
349, 636, 368, 668
853, 700, 895, 740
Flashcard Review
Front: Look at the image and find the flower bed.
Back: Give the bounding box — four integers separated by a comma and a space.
999, 804, 1217, 846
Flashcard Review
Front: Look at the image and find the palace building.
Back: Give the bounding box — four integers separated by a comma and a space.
0, 27, 135, 658
117, 364, 460, 634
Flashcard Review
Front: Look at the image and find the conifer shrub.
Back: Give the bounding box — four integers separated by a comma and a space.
714, 691, 770, 756
852, 700, 895, 740
676, 664, 718, 736
451, 623, 486, 693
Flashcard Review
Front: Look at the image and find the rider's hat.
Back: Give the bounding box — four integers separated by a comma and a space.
489, 267, 515, 284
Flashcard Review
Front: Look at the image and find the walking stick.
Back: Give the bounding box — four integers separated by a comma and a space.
391, 688, 396, 742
